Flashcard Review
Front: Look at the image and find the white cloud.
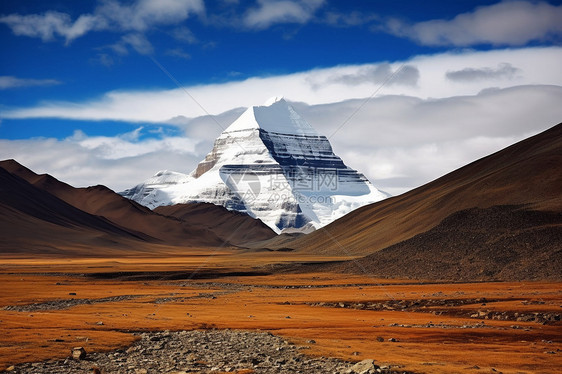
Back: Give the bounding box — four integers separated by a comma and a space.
2, 47, 561, 122
297, 85, 562, 195
0, 11, 97, 42
1, 47, 561, 195
95, 0, 204, 33
244, 0, 325, 29
323, 11, 379, 27
120, 33, 154, 55
0, 76, 62, 89
386, 0, 562, 46
0, 129, 202, 191
1, 85, 561, 196
171, 26, 198, 44
70, 129, 198, 160
0, 0, 204, 43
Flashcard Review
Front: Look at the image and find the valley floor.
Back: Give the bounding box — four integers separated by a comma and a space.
0, 251, 560, 374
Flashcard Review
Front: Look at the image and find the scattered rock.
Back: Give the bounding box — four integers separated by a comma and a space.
2, 295, 145, 312
347, 359, 380, 374
71, 347, 86, 360
12, 330, 405, 374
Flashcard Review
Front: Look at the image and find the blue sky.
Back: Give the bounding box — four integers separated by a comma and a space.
0, 0, 500, 112
1, 0, 562, 195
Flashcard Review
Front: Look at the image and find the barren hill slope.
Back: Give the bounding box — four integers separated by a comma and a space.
315, 205, 561, 281
281, 123, 562, 257
0, 160, 228, 248
0, 167, 151, 255
154, 203, 276, 246
0, 160, 276, 251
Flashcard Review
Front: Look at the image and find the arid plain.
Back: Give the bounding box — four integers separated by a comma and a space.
1, 250, 561, 374
1, 125, 561, 373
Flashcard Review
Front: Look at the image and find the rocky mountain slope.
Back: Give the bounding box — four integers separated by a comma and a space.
315, 205, 562, 281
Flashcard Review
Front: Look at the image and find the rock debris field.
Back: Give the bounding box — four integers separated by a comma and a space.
6, 330, 411, 374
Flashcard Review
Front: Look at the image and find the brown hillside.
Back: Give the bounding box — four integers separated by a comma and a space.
0, 160, 275, 248
0, 161, 226, 249
0, 167, 150, 255
316, 205, 562, 281
154, 203, 276, 246
282, 123, 562, 256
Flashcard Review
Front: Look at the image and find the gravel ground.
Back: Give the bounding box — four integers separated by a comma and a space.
5, 330, 411, 374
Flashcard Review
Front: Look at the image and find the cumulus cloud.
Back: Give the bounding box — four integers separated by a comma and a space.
0, 76, 62, 89
296, 85, 562, 195
1, 47, 561, 195
0, 0, 204, 43
2, 47, 561, 123
0, 128, 202, 191
446, 63, 520, 82
243, 0, 325, 29
385, 0, 562, 46
69, 128, 198, 160
1, 85, 561, 195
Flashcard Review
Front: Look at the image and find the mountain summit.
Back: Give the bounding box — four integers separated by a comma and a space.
121, 97, 387, 232
224, 96, 319, 136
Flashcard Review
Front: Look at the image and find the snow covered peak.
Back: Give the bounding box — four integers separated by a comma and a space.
149, 170, 193, 184
224, 97, 319, 137
263, 96, 284, 106
121, 97, 388, 233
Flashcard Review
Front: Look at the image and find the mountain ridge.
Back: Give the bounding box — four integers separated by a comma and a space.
0, 165, 152, 255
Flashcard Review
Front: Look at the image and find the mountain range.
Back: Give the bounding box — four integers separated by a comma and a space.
0, 159, 275, 255
1, 122, 560, 280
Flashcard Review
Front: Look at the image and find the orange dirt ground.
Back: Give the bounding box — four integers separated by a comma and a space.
0, 251, 560, 374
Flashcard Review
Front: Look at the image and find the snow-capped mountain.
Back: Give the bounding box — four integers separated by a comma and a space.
121, 97, 388, 233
